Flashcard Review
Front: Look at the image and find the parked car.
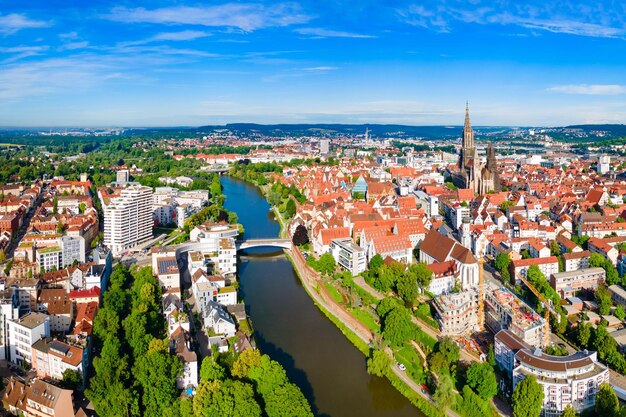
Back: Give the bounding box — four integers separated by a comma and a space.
397, 363, 406, 371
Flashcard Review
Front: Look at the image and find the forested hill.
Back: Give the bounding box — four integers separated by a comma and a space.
196, 123, 464, 138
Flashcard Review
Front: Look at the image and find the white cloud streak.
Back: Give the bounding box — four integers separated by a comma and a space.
547, 84, 626, 95
398, 2, 626, 38
295, 27, 375, 38
0, 13, 51, 35
105, 3, 311, 31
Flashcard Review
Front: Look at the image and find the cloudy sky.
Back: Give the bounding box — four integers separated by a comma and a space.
1, 0, 626, 127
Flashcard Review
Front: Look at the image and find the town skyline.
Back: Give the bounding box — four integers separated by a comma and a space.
2, 1, 626, 127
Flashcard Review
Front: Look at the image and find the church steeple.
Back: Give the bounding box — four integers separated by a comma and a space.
462, 102, 474, 151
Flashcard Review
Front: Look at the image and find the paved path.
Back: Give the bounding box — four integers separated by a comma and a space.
353, 276, 384, 301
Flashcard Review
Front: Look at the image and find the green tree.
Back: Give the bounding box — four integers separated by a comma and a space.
595, 285, 613, 315
487, 344, 496, 367
133, 339, 183, 417
466, 362, 498, 400
494, 252, 511, 273
512, 375, 543, 417
264, 383, 312, 417
193, 379, 261, 417
367, 349, 391, 378
596, 383, 619, 416
396, 272, 418, 306
52, 195, 58, 214
381, 305, 414, 347
561, 405, 577, 417
61, 368, 82, 390
232, 348, 262, 378
438, 336, 460, 365
407, 262, 433, 290
285, 198, 297, 218
369, 254, 384, 271
200, 359, 226, 381
615, 305, 626, 321
433, 374, 455, 409
316, 253, 336, 276
549, 240, 561, 256
376, 297, 400, 319
576, 321, 592, 347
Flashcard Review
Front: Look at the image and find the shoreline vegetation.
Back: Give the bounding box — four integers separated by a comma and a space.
225, 170, 464, 417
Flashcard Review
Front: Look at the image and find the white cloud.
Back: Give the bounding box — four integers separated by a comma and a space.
547, 84, 626, 95
302, 66, 338, 71
59, 41, 90, 51
151, 30, 210, 41
398, 2, 626, 38
0, 45, 49, 63
105, 3, 311, 31
119, 30, 211, 47
0, 13, 51, 35
295, 28, 375, 38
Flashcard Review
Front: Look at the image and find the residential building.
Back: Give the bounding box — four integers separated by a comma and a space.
170, 326, 198, 390
431, 289, 478, 336
563, 250, 591, 272
485, 285, 547, 348
2, 378, 77, 417
156, 257, 180, 291
609, 284, 626, 307
103, 185, 153, 256
216, 238, 236, 278
31, 338, 84, 383
495, 330, 608, 417
588, 237, 619, 266
509, 257, 559, 285
550, 268, 605, 298
330, 238, 367, 276
37, 246, 62, 272
8, 312, 50, 365
0, 285, 20, 360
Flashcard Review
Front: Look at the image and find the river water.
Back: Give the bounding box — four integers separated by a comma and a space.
221, 176, 422, 417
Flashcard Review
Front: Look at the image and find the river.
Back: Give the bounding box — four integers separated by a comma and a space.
221, 176, 423, 417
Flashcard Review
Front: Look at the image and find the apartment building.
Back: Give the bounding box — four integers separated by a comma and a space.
563, 250, 591, 272
330, 237, 367, 276
495, 330, 609, 417
485, 285, 547, 348
31, 338, 84, 383
8, 312, 50, 365
431, 289, 478, 336
550, 268, 605, 298
103, 185, 153, 256
2, 378, 77, 417
510, 257, 559, 285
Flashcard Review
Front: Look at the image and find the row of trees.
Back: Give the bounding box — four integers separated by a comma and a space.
189, 347, 313, 417
86, 264, 183, 417
365, 254, 432, 306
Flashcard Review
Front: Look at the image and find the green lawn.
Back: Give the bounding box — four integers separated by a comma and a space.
324, 282, 344, 304
349, 307, 381, 334
414, 307, 440, 330
395, 345, 426, 384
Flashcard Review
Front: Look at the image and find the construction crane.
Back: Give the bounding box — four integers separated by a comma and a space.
516, 272, 559, 348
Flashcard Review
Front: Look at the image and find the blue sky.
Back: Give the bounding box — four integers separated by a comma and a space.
1, 0, 626, 127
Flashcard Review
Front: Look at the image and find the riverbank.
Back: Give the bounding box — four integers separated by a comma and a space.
285, 245, 458, 417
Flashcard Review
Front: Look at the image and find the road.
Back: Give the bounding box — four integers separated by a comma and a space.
6, 188, 45, 257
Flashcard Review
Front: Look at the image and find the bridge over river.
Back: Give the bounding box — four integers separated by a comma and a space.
172, 238, 292, 256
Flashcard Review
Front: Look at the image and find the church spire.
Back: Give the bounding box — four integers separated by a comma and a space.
462, 102, 474, 150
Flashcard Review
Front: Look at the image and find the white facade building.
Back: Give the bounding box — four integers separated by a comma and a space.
7, 312, 50, 365
103, 185, 153, 256
330, 238, 367, 276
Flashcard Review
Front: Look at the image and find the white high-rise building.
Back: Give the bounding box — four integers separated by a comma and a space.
598, 155, 610, 175
104, 185, 153, 256
320, 139, 330, 154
